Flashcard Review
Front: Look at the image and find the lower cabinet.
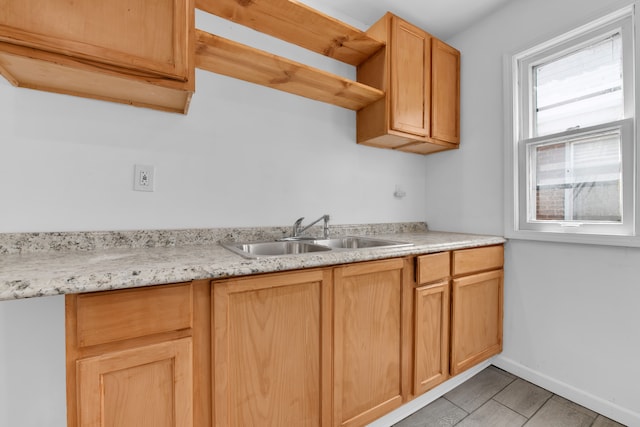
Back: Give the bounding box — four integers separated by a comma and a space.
450, 269, 504, 375
333, 258, 411, 427
412, 251, 451, 395
65, 244, 503, 427
212, 269, 332, 427
65, 281, 211, 427
450, 246, 504, 376
413, 280, 450, 394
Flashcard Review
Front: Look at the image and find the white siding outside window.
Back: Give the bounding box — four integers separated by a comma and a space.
534, 33, 623, 136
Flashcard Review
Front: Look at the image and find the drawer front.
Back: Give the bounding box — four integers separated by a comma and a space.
75, 283, 193, 348
453, 245, 503, 276
416, 252, 450, 284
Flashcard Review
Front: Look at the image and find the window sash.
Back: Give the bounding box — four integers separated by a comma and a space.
533, 32, 624, 137
518, 12, 634, 140
517, 119, 634, 236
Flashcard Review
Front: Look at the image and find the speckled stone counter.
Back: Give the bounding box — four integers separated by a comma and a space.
0, 223, 505, 301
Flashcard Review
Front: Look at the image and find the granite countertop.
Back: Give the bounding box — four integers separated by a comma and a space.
0, 224, 505, 301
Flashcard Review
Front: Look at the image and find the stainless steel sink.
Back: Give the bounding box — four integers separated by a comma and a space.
221, 240, 332, 259
312, 236, 413, 250
222, 235, 413, 259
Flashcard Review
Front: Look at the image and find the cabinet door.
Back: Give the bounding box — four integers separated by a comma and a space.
0, 0, 191, 80
213, 269, 332, 427
450, 270, 503, 375
414, 280, 450, 395
390, 17, 431, 137
333, 258, 410, 427
431, 39, 460, 144
76, 338, 193, 427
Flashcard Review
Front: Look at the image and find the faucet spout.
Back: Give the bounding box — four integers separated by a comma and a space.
292, 214, 330, 239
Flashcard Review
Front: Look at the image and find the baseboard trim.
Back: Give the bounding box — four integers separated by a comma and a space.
367, 359, 494, 427
493, 355, 640, 427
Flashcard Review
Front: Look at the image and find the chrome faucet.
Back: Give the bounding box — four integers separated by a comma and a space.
292, 214, 330, 239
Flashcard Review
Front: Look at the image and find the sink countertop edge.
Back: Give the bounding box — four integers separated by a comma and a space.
0, 230, 506, 301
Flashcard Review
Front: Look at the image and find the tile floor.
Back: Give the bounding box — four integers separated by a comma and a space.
394, 366, 626, 427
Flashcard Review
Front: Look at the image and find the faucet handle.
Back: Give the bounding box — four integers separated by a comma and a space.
292, 217, 305, 237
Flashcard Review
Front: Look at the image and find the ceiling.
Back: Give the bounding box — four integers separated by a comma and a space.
300, 0, 514, 40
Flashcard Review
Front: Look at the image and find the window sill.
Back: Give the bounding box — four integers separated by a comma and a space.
504, 228, 640, 247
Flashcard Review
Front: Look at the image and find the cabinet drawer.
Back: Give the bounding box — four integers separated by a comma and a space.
74, 283, 193, 348
416, 252, 450, 284
452, 245, 503, 276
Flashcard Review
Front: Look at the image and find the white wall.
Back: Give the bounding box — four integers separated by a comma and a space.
0, 12, 430, 427
425, 0, 640, 425
0, 296, 66, 427
0, 12, 428, 233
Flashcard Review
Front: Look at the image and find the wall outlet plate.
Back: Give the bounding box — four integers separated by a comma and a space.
134, 164, 155, 192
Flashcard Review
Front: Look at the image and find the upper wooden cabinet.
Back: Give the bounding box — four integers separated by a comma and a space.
431, 39, 461, 144
0, 1, 461, 140
390, 18, 431, 138
0, 0, 190, 79
0, 0, 195, 113
357, 13, 461, 154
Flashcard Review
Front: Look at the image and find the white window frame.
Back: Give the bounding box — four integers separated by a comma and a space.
504, 4, 640, 246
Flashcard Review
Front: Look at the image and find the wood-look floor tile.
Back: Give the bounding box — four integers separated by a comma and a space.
444, 366, 516, 412
394, 397, 467, 427
456, 400, 527, 427
591, 415, 627, 427
525, 395, 597, 427
494, 378, 552, 418
492, 366, 518, 380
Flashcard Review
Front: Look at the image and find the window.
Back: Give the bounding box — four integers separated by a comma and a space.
508, 6, 637, 243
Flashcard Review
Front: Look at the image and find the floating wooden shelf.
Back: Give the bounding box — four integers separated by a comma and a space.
195, 29, 384, 111
196, 0, 384, 66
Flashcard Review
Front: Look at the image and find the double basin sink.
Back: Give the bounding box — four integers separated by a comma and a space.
222, 236, 413, 259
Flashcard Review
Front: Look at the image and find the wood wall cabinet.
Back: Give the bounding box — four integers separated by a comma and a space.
431, 39, 461, 145
0, 0, 195, 113
413, 252, 450, 395
357, 13, 460, 155
333, 258, 412, 427
450, 246, 504, 375
65, 281, 211, 427
0, 1, 461, 143
212, 269, 333, 427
